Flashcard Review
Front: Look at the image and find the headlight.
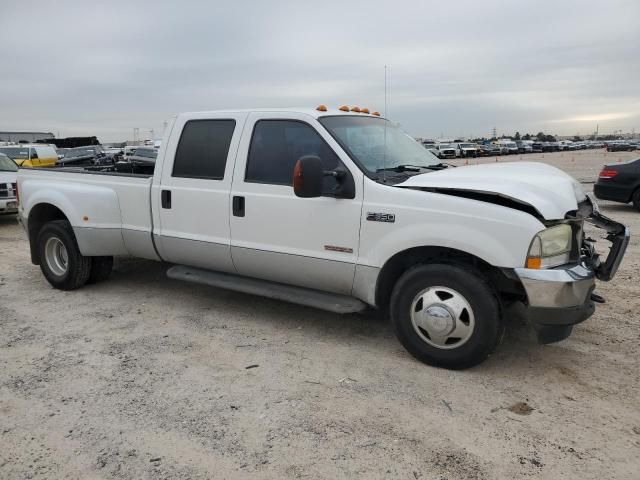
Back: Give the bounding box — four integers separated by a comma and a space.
525, 224, 572, 269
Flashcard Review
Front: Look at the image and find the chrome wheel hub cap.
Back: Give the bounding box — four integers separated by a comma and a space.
410, 286, 475, 350
423, 305, 455, 336
44, 237, 69, 276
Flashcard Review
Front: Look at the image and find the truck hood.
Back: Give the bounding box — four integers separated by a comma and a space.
396, 161, 586, 220
0, 171, 17, 184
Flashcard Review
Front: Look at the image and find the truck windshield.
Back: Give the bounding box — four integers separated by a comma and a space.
0, 154, 18, 171
319, 116, 440, 175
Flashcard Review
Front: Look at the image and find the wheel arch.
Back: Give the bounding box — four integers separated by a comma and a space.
374, 246, 524, 310
27, 203, 69, 265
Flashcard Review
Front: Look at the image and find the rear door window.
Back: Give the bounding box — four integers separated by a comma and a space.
172, 119, 236, 179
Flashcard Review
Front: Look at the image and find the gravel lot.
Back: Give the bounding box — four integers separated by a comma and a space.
1, 150, 639, 479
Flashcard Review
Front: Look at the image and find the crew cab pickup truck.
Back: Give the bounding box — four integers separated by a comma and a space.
17, 107, 630, 369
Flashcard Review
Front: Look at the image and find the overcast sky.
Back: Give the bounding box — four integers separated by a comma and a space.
2, 0, 639, 142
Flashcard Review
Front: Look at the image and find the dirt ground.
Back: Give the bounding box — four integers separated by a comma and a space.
1, 150, 639, 479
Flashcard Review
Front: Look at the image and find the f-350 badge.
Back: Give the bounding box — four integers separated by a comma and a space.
366, 212, 395, 223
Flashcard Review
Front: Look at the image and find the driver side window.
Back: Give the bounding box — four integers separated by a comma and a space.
245, 120, 342, 194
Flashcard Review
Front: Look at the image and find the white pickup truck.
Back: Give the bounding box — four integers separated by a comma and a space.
17, 107, 629, 369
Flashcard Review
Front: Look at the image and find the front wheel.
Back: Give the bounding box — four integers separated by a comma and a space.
390, 264, 503, 369
37, 220, 92, 290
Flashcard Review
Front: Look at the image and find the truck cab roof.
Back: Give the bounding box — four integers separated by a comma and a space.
176, 107, 384, 121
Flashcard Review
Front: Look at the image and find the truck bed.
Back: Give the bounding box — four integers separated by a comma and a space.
18, 167, 160, 261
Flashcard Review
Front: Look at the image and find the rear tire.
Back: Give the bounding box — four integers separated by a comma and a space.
88, 256, 114, 284
390, 264, 503, 369
632, 189, 640, 212
37, 220, 91, 290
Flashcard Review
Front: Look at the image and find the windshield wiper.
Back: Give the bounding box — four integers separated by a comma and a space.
376, 164, 430, 173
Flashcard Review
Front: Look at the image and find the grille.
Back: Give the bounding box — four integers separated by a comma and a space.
0, 183, 16, 199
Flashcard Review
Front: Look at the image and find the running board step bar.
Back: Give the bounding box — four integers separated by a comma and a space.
167, 265, 367, 314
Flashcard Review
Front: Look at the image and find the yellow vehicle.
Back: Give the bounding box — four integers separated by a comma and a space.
0, 144, 58, 167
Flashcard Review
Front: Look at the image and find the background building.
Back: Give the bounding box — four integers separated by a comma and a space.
0, 131, 54, 143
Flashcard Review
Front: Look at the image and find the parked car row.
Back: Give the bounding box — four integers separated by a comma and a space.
421, 138, 639, 159
422, 140, 533, 159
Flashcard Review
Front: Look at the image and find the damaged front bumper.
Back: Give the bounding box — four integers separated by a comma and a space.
513, 195, 630, 343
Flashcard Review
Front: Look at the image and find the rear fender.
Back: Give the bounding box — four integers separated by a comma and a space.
22, 179, 126, 256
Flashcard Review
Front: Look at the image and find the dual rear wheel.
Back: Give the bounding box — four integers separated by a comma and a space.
38, 220, 113, 290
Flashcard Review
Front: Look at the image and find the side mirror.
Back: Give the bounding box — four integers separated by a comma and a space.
293, 155, 324, 198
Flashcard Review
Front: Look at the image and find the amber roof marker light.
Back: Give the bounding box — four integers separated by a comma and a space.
350, 106, 361, 112
360, 108, 370, 114
339, 105, 350, 112
316, 104, 327, 112
372, 111, 381, 116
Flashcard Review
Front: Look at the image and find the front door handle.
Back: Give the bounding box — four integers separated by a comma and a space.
161, 189, 171, 209
232, 196, 245, 217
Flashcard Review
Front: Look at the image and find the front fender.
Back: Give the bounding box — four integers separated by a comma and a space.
360, 220, 536, 269
359, 184, 545, 270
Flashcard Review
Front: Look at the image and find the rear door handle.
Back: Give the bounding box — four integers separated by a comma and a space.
232, 196, 245, 217
161, 189, 171, 209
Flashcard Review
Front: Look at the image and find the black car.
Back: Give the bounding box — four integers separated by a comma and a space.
115, 147, 157, 175
531, 142, 544, 153
58, 146, 113, 166
606, 142, 635, 152
478, 144, 501, 156
594, 158, 640, 211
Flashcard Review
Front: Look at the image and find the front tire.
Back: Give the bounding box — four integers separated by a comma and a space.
390, 264, 503, 369
37, 220, 91, 290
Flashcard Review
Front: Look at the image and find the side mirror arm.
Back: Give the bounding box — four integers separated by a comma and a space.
325, 167, 355, 199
